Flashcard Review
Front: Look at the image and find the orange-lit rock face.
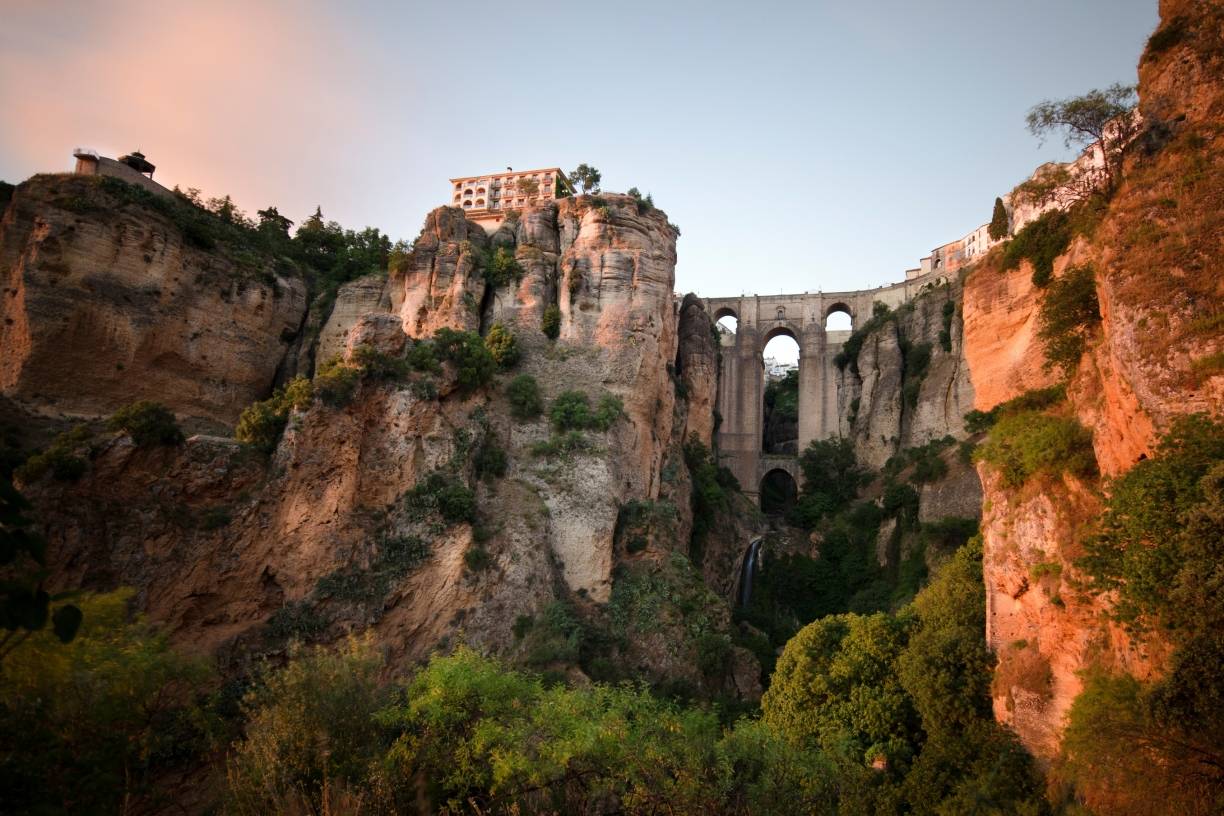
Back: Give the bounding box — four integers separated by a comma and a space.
0, 175, 308, 430
979, 468, 1166, 760
961, 257, 1061, 413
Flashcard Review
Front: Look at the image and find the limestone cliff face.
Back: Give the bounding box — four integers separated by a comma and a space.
965, 0, 1224, 760
839, 282, 976, 471
0, 175, 308, 431
21, 193, 749, 694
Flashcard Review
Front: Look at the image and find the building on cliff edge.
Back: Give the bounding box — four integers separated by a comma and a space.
73, 148, 173, 200
448, 167, 574, 231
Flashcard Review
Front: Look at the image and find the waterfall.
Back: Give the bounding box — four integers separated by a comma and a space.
736, 538, 763, 609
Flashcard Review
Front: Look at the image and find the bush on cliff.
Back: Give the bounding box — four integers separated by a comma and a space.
1037, 264, 1101, 375
483, 323, 520, 369
549, 390, 624, 433
107, 401, 184, 447
434, 328, 496, 393
506, 374, 543, 420
975, 410, 1096, 487
481, 246, 523, 289
235, 376, 314, 452
15, 425, 92, 482
541, 304, 561, 339
1001, 208, 1072, 287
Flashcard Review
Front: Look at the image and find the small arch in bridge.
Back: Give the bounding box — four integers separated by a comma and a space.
760, 469, 798, 515
825, 302, 853, 332
714, 306, 738, 336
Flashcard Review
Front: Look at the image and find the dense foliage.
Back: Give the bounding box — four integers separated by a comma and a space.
1056, 416, 1224, 812
541, 304, 561, 339
548, 390, 624, 432
434, 328, 498, 393
0, 590, 215, 813
1037, 264, 1101, 374
763, 539, 1047, 814
1002, 209, 1072, 287
483, 323, 520, 368
976, 412, 1096, 487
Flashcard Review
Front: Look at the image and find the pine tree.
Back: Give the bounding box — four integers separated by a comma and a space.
988, 197, 1009, 240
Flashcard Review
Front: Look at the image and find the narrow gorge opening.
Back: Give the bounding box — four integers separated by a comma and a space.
759, 468, 797, 516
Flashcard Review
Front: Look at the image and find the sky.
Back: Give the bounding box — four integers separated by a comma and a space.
1, 0, 1158, 305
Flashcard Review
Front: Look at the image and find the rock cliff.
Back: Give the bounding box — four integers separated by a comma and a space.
12, 190, 752, 696
965, 0, 1224, 762
0, 175, 308, 432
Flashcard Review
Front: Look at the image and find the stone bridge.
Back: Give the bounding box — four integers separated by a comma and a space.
705, 272, 946, 501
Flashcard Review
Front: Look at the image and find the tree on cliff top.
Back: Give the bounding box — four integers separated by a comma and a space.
1025, 83, 1139, 189
988, 197, 1009, 240
568, 164, 601, 194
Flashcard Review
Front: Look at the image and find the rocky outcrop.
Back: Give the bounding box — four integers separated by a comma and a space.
0, 175, 308, 431
316, 274, 390, 366
676, 294, 718, 448
839, 281, 976, 471
388, 207, 488, 337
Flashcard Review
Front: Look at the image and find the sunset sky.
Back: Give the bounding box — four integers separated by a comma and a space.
1, 0, 1158, 303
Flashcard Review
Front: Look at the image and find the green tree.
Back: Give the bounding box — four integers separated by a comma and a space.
0, 478, 82, 663
433, 328, 496, 392
1026, 83, 1139, 189
568, 163, 602, 194
988, 197, 1009, 240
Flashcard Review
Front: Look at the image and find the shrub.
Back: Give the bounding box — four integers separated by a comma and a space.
433, 327, 496, 392
107, 401, 183, 447
473, 435, 508, 480
591, 394, 625, 431
550, 390, 592, 430
541, 304, 561, 339
405, 471, 476, 524
313, 356, 361, 406
225, 637, 398, 815
464, 546, 493, 572
1037, 263, 1100, 374
406, 339, 441, 374
1078, 414, 1224, 633
1002, 208, 1072, 287
349, 344, 409, 380
976, 410, 1096, 487
236, 376, 314, 452
506, 374, 543, 420
482, 246, 523, 288
963, 384, 1067, 435
529, 430, 590, 458
483, 323, 519, 368
1144, 15, 1189, 58
15, 425, 91, 482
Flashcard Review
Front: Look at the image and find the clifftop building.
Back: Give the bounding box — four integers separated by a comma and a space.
449, 167, 574, 230
72, 147, 173, 200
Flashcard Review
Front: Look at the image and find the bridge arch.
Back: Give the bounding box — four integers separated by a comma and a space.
825, 301, 854, 332
759, 467, 799, 515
